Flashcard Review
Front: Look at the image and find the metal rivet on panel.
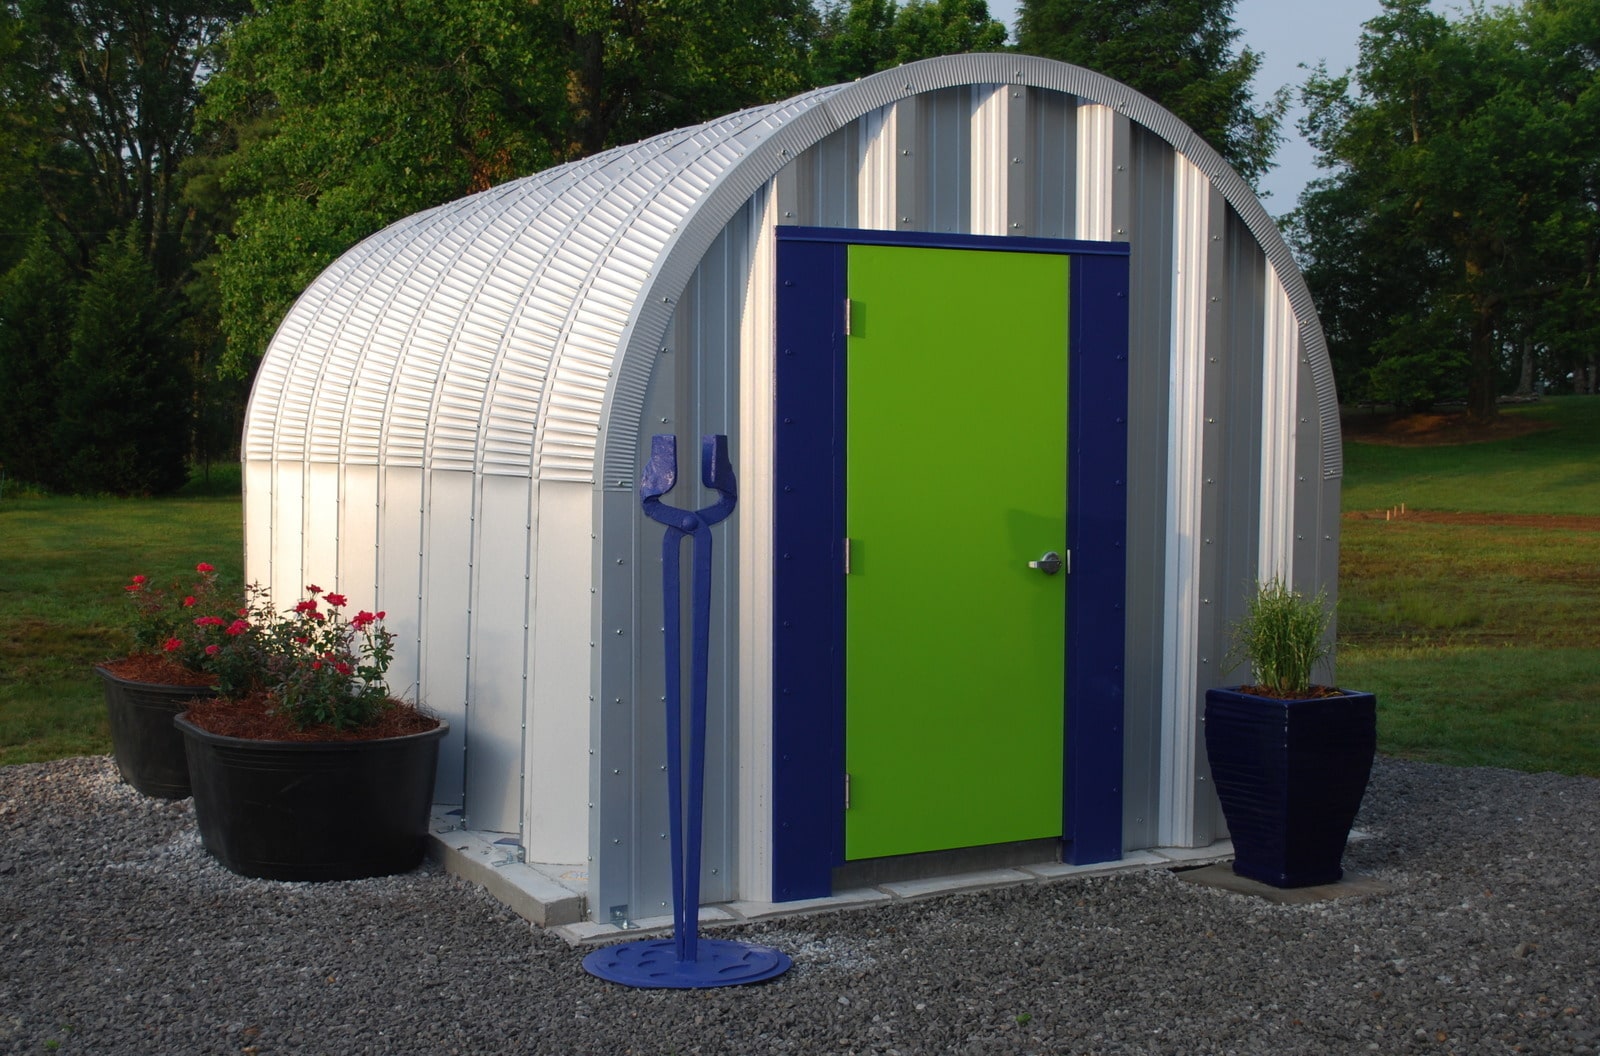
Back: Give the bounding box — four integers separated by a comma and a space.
901, 149, 910, 156
615, 628, 623, 635
616, 558, 625, 565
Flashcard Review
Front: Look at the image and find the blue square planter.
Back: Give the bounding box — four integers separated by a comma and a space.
1203, 687, 1377, 888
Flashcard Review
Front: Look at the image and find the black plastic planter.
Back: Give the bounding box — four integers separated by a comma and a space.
95, 664, 216, 798
1203, 687, 1377, 888
175, 714, 448, 881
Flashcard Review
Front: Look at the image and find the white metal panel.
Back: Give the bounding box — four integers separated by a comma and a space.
1158, 155, 1212, 848
339, 464, 380, 611
377, 465, 427, 714
304, 462, 340, 592
464, 473, 535, 833
525, 480, 593, 862
737, 184, 779, 902
422, 469, 475, 820
1076, 103, 1117, 241
243, 460, 274, 590
269, 461, 305, 610
970, 84, 1009, 237
1259, 267, 1299, 584
857, 104, 898, 231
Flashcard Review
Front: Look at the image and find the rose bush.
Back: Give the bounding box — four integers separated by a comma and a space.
121, 562, 243, 678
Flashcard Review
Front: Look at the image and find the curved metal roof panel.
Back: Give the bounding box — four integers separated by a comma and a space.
245, 54, 1337, 484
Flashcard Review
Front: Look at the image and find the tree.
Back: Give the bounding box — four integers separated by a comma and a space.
202, 0, 816, 375
812, 0, 1007, 85
0, 229, 75, 487
55, 229, 192, 494
1291, 0, 1600, 419
1015, 0, 1284, 186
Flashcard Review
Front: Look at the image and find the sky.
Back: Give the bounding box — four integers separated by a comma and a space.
986, 0, 1388, 215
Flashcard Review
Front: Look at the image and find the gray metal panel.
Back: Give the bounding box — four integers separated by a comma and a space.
1293, 356, 1329, 612
919, 87, 971, 234
1318, 474, 1343, 688
1025, 88, 1077, 239
791, 126, 858, 228
590, 487, 643, 926
1119, 124, 1174, 852
1213, 207, 1269, 677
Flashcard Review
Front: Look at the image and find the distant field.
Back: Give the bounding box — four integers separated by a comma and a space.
1337, 397, 1600, 776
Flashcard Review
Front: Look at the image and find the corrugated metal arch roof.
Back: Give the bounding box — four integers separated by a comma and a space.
245, 53, 1339, 485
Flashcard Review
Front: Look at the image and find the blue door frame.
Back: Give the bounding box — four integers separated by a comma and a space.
770, 226, 1130, 901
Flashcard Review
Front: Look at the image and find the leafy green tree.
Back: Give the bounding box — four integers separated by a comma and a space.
203, 0, 816, 375
1015, 0, 1284, 186
813, 0, 1007, 84
1292, 0, 1600, 419
56, 229, 192, 494
0, 230, 75, 486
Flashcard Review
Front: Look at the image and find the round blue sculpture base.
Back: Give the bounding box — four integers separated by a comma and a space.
583, 938, 792, 989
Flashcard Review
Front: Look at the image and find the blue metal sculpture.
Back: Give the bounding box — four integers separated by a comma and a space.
583, 435, 791, 989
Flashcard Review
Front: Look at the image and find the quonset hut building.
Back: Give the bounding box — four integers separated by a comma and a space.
242, 54, 1344, 924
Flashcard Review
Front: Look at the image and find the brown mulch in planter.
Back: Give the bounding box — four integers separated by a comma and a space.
99, 654, 219, 687
1230, 684, 1354, 700
182, 692, 441, 742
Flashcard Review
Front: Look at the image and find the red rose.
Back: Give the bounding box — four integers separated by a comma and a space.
226, 619, 249, 636
306, 584, 322, 595
182, 596, 196, 607
204, 645, 220, 656
325, 593, 347, 608
294, 600, 318, 614
131, 575, 147, 585
376, 611, 386, 620
335, 661, 352, 676
196, 562, 214, 573
163, 637, 182, 652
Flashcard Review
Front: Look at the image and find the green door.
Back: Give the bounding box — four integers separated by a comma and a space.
844, 243, 1069, 860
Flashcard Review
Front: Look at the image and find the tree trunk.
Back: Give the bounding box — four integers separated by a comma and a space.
1514, 338, 1534, 397
1465, 307, 1500, 423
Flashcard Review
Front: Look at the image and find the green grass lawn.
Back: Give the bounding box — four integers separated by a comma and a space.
0, 487, 243, 765
1, 403, 1596, 776
1337, 397, 1600, 776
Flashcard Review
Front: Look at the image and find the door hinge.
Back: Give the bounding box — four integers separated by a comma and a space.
843, 297, 853, 336
843, 536, 852, 575
844, 772, 852, 810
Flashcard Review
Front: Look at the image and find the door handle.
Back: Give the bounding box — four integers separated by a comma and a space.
1028, 551, 1064, 575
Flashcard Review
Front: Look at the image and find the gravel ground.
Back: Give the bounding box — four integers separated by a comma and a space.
2, 755, 1597, 1056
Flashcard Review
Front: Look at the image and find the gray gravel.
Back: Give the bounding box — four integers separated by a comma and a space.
2, 755, 1597, 1056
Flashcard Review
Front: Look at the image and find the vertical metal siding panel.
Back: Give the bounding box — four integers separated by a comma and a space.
1076, 104, 1117, 241
524, 480, 592, 863
270, 462, 305, 610
465, 474, 534, 834
1157, 155, 1211, 849
737, 187, 778, 902
970, 84, 1007, 237
1189, 182, 1229, 849
1120, 129, 1173, 853
697, 216, 745, 907
894, 96, 922, 231
423, 471, 474, 818
1027, 88, 1076, 239
304, 463, 341, 589
791, 126, 858, 229
858, 105, 897, 231
1292, 358, 1325, 603
591, 488, 641, 925
378, 466, 427, 720
1259, 267, 1300, 583
1215, 210, 1268, 680
339, 465, 381, 612
1004, 84, 1030, 237
244, 461, 274, 591
920, 87, 969, 233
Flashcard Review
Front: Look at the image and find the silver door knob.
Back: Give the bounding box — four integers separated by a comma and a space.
1028, 551, 1063, 575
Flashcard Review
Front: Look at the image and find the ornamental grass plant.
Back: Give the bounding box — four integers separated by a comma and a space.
1226, 578, 1334, 698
